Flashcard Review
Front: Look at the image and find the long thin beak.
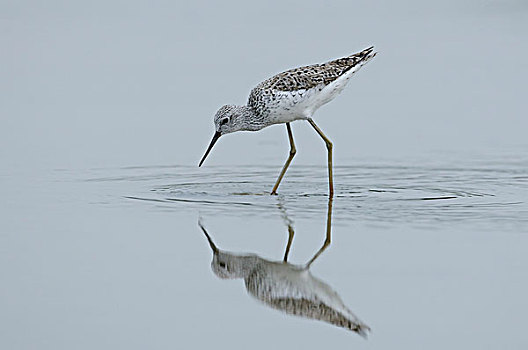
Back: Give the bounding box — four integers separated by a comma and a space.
198, 131, 221, 167
199, 222, 218, 254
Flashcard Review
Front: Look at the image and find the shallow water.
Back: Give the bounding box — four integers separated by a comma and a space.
3, 0, 528, 347
2, 156, 528, 349
89, 161, 528, 230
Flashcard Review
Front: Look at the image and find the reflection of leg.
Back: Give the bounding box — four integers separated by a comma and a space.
276, 197, 295, 262
306, 198, 333, 268
271, 123, 296, 195
283, 225, 295, 262
307, 118, 333, 198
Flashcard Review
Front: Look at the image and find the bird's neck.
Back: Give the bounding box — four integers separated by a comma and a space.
236, 105, 266, 131
231, 254, 261, 278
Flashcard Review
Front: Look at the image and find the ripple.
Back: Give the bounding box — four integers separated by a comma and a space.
84, 162, 528, 230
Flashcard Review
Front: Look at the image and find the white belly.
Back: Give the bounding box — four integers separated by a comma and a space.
265, 87, 323, 124
266, 69, 356, 125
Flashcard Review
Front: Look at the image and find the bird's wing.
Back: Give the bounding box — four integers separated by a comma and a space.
244, 268, 370, 337
267, 297, 370, 337
254, 46, 376, 93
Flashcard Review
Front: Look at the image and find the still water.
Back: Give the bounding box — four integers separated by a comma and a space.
2, 156, 527, 349
3, 0, 528, 348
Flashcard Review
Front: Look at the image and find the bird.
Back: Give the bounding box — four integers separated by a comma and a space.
198, 46, 377, 197
198, 199, 371, 336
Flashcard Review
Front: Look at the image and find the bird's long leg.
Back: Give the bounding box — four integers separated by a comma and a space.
306, 198, 333, 268
307, 118, 333, 198
271, 123, 296, 195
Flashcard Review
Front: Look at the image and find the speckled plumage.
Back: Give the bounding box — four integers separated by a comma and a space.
207, 46, 377, 134
247, 46, 376, 126
268, 298, 367, 334
199, 223, 370, 337
199, 46, 377, 196
253, 46, 375, 92
244, 262, 370, 336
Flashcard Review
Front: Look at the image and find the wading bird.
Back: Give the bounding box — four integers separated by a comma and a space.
199, 47, 377, 197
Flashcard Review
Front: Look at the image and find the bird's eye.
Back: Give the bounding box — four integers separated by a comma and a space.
220, 117, 229, 126
219, 262, 226, 269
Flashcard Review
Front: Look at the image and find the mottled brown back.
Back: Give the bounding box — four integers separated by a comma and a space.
258, 46, 375, 92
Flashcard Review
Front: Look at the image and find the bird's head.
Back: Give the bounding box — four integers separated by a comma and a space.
213, 104, 242, 135
199, 105, 255, 167
198, 222, 254, 279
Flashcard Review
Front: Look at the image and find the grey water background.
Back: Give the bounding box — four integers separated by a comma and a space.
1, 0, 528, 349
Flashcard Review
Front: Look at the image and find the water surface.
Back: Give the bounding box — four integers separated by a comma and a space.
2, 156, 528, 349
2, 0, 528, 348
88, 161, 528, 231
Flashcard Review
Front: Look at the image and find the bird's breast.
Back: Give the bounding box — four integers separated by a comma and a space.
261, 88, 324, 125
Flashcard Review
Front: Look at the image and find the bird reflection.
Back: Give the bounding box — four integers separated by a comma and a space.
199, 199, 370, 337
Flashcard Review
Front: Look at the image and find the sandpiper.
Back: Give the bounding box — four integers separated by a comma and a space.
199, 46, 377, 197
198, 199, 370, 336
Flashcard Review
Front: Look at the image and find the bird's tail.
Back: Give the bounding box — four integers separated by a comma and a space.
353, 321, 371, 339
349, 46, 377, 65
342, 305, 371, 338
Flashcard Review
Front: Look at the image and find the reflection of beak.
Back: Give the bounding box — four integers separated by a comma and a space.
198, 131, 221, 167
199, 223, 218, 254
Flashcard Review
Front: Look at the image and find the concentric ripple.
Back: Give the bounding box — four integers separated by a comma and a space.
84, 161, 528, 230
